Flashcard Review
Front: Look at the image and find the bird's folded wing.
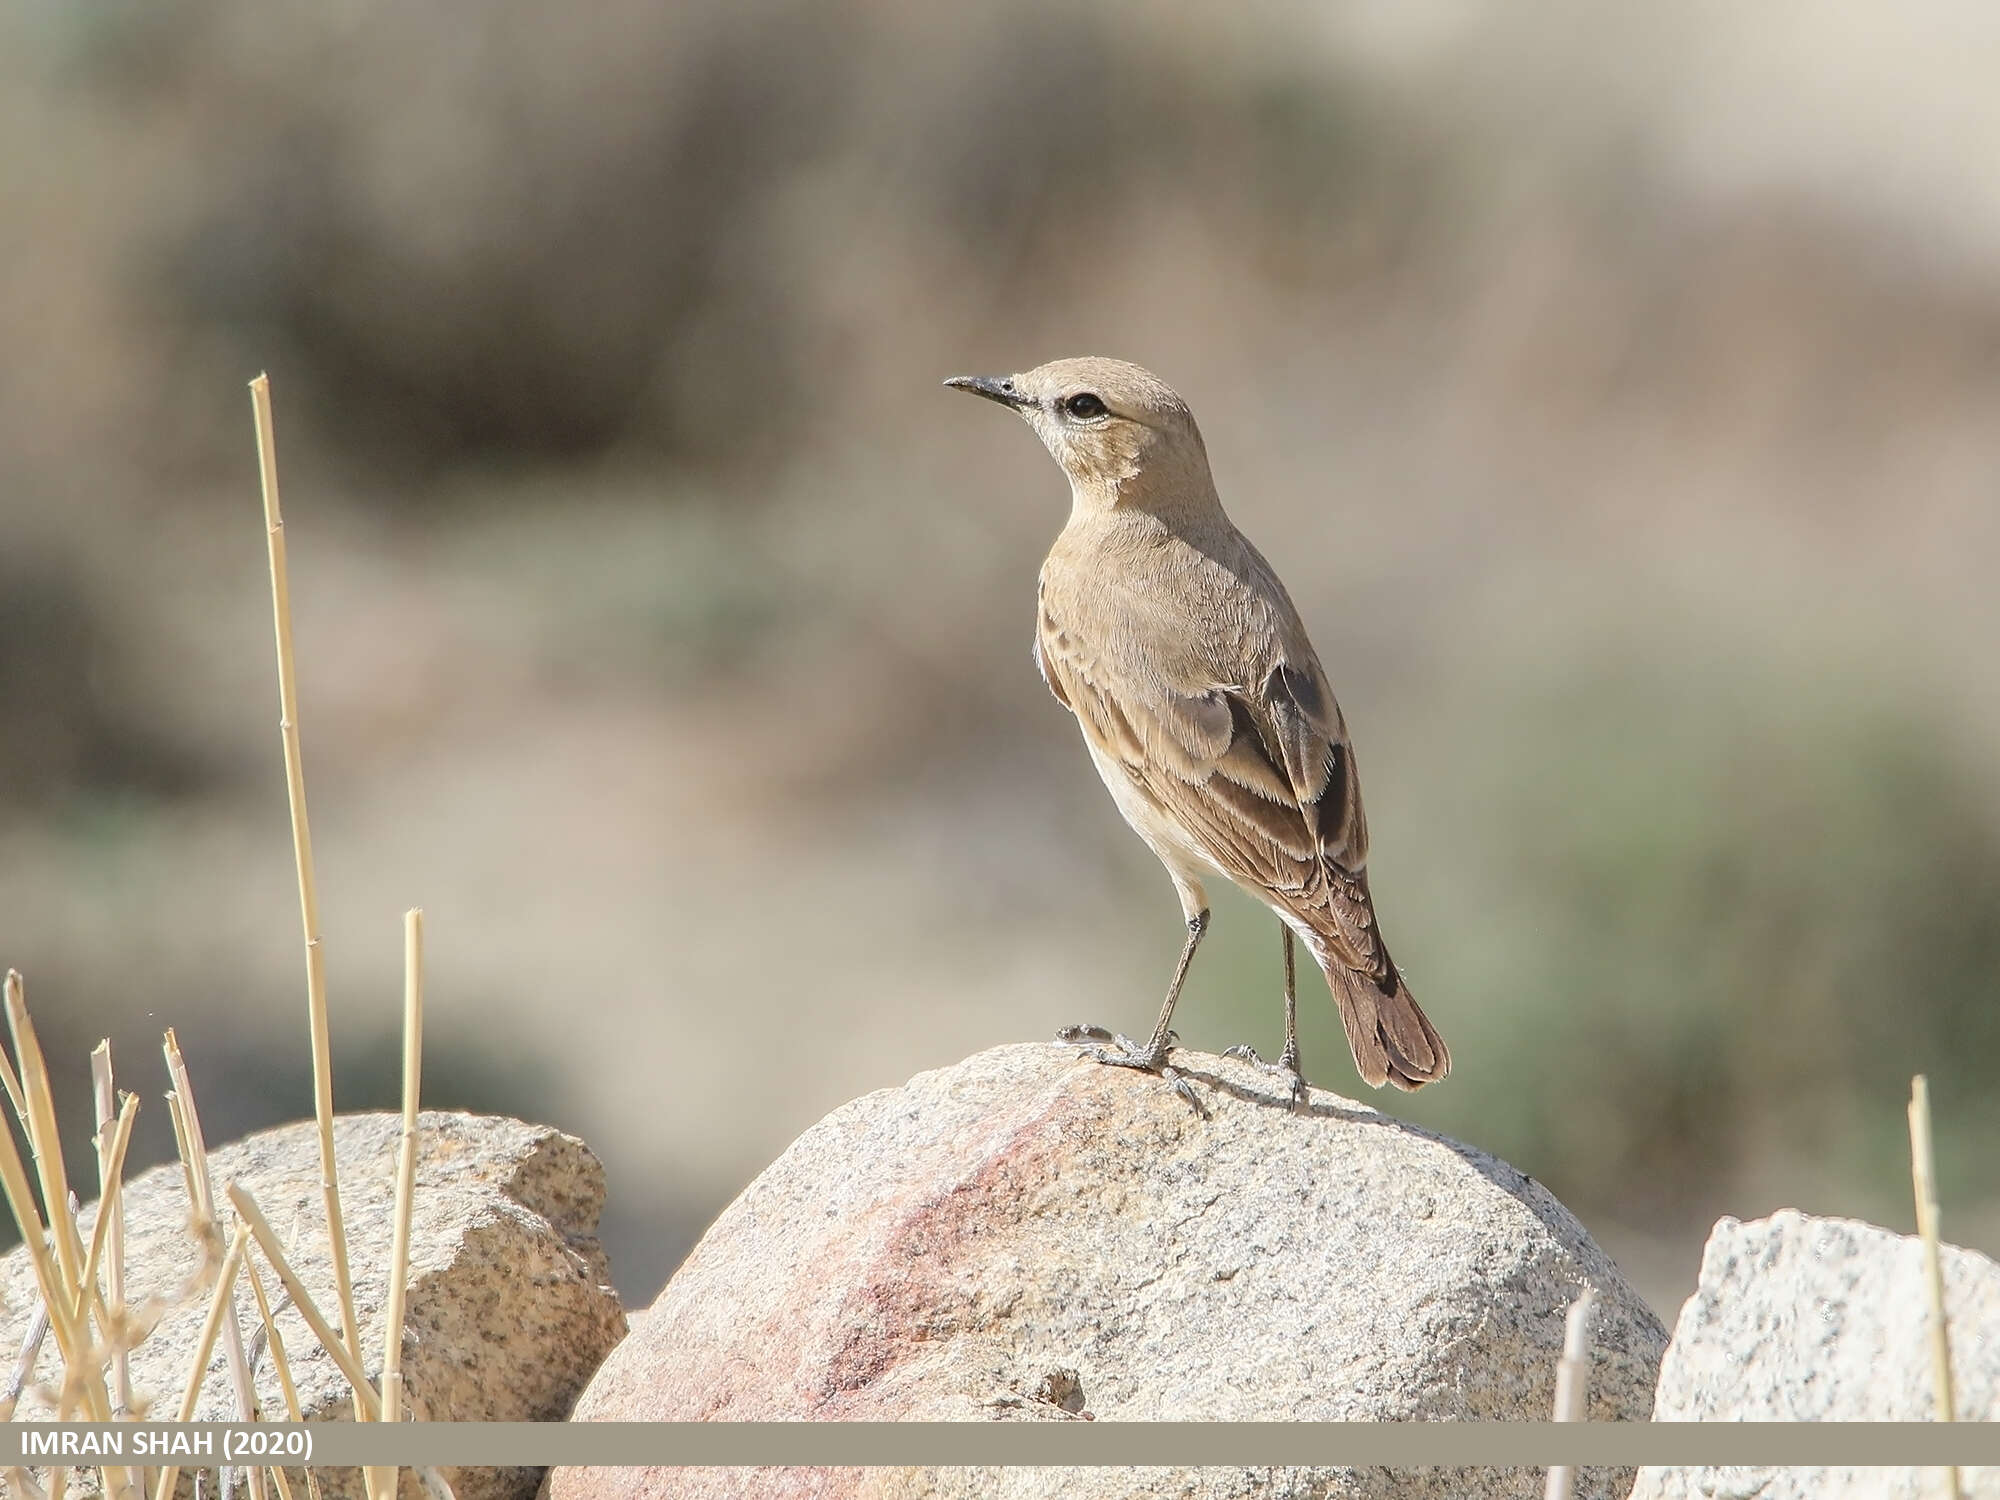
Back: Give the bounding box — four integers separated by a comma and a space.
1036, 605, 1386, 979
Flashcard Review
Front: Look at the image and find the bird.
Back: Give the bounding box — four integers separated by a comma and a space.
944, 356, 1449, 1114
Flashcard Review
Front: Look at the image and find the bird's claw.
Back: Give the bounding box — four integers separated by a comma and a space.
1223, 1043, 1310, 1110
1071, 1040, 1163, 1071
1161, 1064, 1210, 1119
1057, 1025, 1179, 1050
1055, 1026, 1208, 1118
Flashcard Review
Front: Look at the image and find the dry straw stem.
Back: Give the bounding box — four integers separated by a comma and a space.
164, 1031, 266, 1453
1542, 1287, 1597, 1500
250, 371, 366, 1393
0, 976, 120, 1431
92, 1043, 134, 1417
368, 908, 427, 1500
245, 1249, 306, 1424
172, 1220, 250, 1425
73, 1093, 138, 1330
61, 1189, 120, 1376
151, 1220, 252, 1500
6, 973, 89, 1305
255, 1236, 327, 1500
242, 1253, 305, 1500
161, 1091, 205, 1245
0, 1118, 96, 1416
228, 1182, 382, 1420
3, 1303, 51, 1420
162, 1032, 217, 1215
1908, 1074, 1963, 1500
0, 1013, 25, 1127
163, 1039, 267, 1500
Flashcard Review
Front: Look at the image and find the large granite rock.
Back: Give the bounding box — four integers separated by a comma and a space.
3, 1111, 626, 1500
552, 1043, 1666, 1500
1632, 1209, 2000, 1500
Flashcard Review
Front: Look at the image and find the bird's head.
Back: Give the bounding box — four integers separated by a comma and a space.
945, 357, 1214, 514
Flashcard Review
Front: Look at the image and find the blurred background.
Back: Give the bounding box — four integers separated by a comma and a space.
4, 0, 1999, 1317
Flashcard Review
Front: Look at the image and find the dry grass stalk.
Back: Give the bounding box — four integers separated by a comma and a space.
73, 1094, 138, 1330
92, 1043, 134, 1417
367, 908, 427, 1500
49, 1290, 78, 1500
5, 974, 89, 1309
254, 1235, 326, 1500
151, 1221, 252, 1500
164, 1032, 266, 1473
62, 1192, 116, 1343
162, 1092, 203, 1238
0, 373, 444, 1495
1908, 1075, 1962, 1500
171, 1220, 251, 1425
0, 1019, 25, 1128
0, 976, 142, 1500
244, 1249, 305, 1426
1542, 1286, 1597, 1500
162, 1033, 217, 1217
250, 371, 367, 1397
227, 1183, 381, 1421
0, 1105, 73, 1363
3, 1302, 50, 1420
242, 1252, 305, 1500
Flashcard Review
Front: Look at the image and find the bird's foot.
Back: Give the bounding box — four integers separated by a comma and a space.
1055, 1026, 1207, 1118
1056, 1024, 1180, 1051
1222, 1042, 1310, 1110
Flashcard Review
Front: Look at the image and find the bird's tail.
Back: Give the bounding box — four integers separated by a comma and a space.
1306, 931, 1450, 1092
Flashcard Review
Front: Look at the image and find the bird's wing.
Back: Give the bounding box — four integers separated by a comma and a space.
1036, 560, 1388, 982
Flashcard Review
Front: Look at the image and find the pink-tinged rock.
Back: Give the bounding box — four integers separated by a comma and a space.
551, 1043, 1665, 1500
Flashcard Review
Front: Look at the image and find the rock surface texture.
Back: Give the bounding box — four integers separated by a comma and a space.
2, 1111, 626, 1500
550, 1043, 1667, 1500
1631, 1209, 2000, 1500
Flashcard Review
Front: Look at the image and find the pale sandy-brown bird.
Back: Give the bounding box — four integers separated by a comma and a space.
946, 356, 1448, 1112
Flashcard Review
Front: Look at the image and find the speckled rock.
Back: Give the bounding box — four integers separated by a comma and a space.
1631, 1210, 2000, 1500
551, 1043, 1665, 1500
2, 1111, 626, 1500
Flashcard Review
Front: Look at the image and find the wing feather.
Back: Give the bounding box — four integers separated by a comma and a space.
1034, 566, 1391, 986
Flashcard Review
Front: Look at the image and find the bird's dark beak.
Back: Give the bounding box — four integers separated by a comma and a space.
943, 374, 1030, 410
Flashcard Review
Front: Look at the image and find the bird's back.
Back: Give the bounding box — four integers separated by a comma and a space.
1036, 504, 1450, 1090
1036, 504, 1360, 872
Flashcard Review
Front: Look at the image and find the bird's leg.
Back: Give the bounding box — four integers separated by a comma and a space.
1224, 923, 1310, 1108
1058, 908, 1209, 1116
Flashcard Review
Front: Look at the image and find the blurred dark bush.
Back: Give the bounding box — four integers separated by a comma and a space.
37, 0, 1458, 494
0, 558, 213, 820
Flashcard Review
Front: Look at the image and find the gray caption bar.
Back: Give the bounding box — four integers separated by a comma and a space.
4, 1424, 1999, 1468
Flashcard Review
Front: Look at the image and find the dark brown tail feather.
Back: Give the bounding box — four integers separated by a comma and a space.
1310, 939, 1450, 1091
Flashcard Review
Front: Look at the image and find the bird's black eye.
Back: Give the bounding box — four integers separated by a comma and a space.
1061, 392, 1108, 420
